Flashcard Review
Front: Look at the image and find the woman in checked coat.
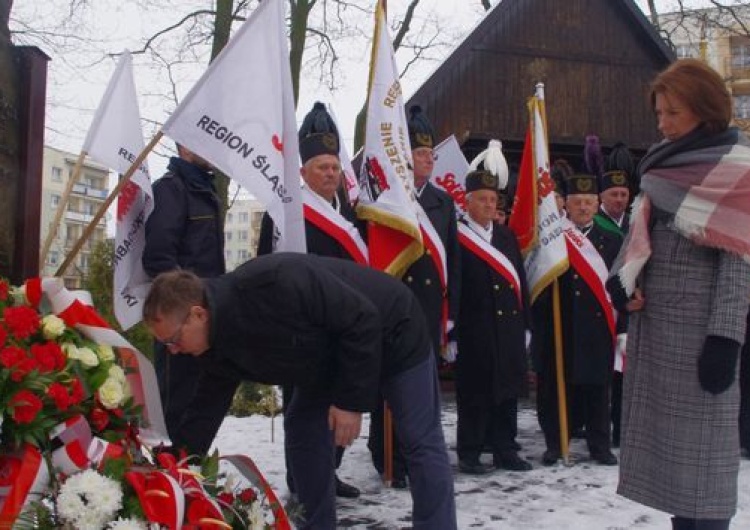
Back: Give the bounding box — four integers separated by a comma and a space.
609, 59, 750, 530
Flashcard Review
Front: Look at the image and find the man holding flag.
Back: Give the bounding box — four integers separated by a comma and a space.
142, 144, 225, 438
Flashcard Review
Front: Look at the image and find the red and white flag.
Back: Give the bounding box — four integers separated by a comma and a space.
431, 134, 469, 214
162, 0, 305, 253
327, 104, 361, 206
357, 0, 422, 277
508, 84, 568, 301
82, 51, 153, 330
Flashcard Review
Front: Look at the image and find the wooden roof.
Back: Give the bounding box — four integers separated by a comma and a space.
405, 0, 675, 165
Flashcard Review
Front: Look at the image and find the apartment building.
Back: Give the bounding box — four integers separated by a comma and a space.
660, 6, 750, 132
40, 146, 110, 288
224, 196, 265, 271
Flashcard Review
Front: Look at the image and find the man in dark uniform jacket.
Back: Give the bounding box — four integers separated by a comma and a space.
143, 254, 457, 530
142, 144, 225, 439
595, 167, 631, 447
368, 105, 461, 488
257, 102, 365, 498
455, 163, 532, 474
532, 173, 622, 466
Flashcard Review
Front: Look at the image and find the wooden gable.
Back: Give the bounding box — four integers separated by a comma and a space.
406, 0, 675, 165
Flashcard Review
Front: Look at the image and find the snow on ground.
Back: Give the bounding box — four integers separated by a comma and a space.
212, 393, 750, 529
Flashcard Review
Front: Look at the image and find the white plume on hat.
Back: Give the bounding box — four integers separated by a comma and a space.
468, 139, 509, 190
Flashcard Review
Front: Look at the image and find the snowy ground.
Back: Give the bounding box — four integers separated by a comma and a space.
212, 393, 750, 529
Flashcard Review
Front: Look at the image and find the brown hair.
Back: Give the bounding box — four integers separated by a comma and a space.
650, 58, 732, 135
143, 269, 205, 323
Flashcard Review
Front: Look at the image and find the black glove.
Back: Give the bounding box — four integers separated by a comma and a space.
606, 276, 629, 313
698, 335, 740, 395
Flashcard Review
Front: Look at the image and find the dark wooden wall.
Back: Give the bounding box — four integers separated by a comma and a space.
407, 0, 674, 169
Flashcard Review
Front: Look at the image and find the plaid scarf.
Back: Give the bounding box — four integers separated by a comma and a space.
613, 126, 750, 294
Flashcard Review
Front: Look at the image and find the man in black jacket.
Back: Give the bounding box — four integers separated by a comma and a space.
142, 144, 225, 438
456, 167, 532, 474
143, 253, 456, 530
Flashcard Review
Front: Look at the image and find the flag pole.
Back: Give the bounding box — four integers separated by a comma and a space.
552, 279, 571, 465
40, 150, 87, 269
56, 132, 163, 277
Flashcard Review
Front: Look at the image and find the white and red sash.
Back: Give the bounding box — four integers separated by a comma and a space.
561, 218, 616, 339
415, 204, 450, 343
458, 221, 523, 307
302, 187, 368, 265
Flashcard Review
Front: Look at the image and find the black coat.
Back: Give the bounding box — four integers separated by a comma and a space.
175, 253, 430, 454
142, 158, 225, 278
531, 223, 622, 385
455, 222, 531, 405
404, 182, 461, 349
257, 194, 365, 259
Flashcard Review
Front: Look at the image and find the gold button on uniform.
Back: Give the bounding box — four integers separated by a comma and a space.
575, 290, 581, 296
425, 279, 432, 286
497, 310, 503, 316
494, 284, 500, 291
406, 276, 413, 283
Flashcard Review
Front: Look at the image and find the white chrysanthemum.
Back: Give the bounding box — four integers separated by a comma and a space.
107, 517, 148, 530
246, 501, 267, 529
9, 285, 27, 305
97, 344, 116, 362
41, 314, 66, 339
98, 377, 126, 409
76, 346, 100, 367
56, 469, 123, 529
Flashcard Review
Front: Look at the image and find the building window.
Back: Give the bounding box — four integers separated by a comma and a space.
51, 166, 63, 182
49, 251, 59, 266
238, 230, 248, 241
225, 231, 233, 242
731, 40, 750, 68
674, 43, 697, 59
735, 95, 750, 119
238, 249, 249, 262
239, 212, 249, 223
226, 212, 233, 224
51, 194, 61, 207
225, 250, 233, 261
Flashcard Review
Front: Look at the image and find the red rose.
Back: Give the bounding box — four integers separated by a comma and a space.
89, 407, 109, 431
47, 382, 71, 411
217, 491, 235, 506
238, 487, 257, 504
31, 342, 65, 373
0, 345, 25, 368
3, 306, 40, 340
68, 377, 85, 404
9, 390, 43, 424
10, 357, 38, 383
0, 280, 8, 301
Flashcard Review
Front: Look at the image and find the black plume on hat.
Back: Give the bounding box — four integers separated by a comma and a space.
299, 101, 340, 163
601, 142, 636, 192
407, 105, 435, 149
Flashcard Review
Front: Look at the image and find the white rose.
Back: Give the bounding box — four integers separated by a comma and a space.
108, 364, 126, 382
62, 343, 80, 359
98, 377, 125, 409
76, 347, 99, 368
97, 344, 115, 362
41, 314, 66, 339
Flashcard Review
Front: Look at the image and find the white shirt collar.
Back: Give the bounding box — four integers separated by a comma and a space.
466, 215, 493, 242
600, 205, 624, 227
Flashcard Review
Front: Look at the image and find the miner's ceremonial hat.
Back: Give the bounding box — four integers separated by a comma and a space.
465, 139, 509, 193
407, 105, 436, 149
565, 173, 599, 196
600, 142, 635, 192
299, 102, 340, 164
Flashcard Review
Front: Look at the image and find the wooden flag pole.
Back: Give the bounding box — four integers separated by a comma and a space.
552, 279, 571, 465
383, 401, 394, 487
56, 131, 163, 277
40, 150, 88, 268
